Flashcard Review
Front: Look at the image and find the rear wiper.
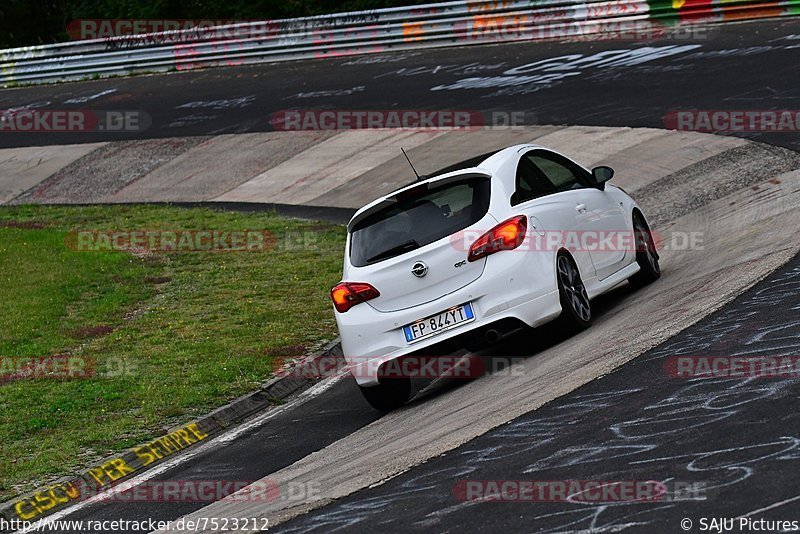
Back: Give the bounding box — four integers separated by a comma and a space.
367, 239, 419, 262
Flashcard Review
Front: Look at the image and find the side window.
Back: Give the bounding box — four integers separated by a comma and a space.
512, 150, 591, 205
513, 155, 556, 205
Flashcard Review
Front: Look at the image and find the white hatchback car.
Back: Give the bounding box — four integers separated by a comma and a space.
332, 145, 660, 411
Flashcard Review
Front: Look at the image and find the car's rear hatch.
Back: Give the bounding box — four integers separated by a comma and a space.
347, 172, 494, 313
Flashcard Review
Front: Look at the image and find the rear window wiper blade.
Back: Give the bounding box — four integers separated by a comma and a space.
366, 239, 420, 262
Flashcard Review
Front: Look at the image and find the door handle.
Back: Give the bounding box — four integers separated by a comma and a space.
575, 204, 587, 213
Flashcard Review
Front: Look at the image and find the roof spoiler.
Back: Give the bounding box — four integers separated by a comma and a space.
347, 170, 491, 232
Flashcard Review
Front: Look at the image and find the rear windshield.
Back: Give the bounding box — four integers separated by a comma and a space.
350, 176, 491, 267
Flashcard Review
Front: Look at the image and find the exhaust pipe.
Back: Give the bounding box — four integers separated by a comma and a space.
485, 329, 501, 344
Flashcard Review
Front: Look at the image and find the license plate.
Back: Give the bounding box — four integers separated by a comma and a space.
403, 303, 475, 344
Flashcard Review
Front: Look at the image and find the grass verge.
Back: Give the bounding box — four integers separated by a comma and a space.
0, 204, 346, 501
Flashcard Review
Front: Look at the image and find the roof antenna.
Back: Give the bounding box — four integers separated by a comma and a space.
401, 147, 423, 181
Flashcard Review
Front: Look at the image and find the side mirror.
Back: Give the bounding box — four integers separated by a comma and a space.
591, 166, 614, 190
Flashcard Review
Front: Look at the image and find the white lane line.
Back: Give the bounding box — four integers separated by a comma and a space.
215, 374, 346, 444
301, 371, 348, 397
14, 374, 346, 534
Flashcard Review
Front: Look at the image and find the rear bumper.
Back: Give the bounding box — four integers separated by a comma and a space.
337, 277, 561, 386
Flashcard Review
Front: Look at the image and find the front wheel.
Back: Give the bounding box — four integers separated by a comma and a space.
556, 252, 592, 332
358, 377, 410, 412
628, 212, 661, 288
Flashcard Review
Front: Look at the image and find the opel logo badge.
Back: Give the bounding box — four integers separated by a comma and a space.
411, 261, 428, 278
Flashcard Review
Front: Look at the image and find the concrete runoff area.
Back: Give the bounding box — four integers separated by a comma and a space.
105, 131, 338, 203
303, 126, 562, 208
11, 138, 208, 204
0, 126, 780, 211
526, 126, 666, 167
0, 143, 105, 204
600, 129, 747, 193
214, 130, 448, 205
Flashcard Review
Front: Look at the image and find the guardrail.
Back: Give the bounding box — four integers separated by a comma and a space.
1, 0, 797, 86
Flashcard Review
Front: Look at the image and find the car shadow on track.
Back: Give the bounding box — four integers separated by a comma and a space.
406, 279, 642, 405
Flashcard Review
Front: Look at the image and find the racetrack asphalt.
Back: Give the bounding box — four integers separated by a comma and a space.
1, 19, 798, 152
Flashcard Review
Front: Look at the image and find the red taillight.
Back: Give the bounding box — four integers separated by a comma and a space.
331, 282, 380, 313
467, 215, 527, 262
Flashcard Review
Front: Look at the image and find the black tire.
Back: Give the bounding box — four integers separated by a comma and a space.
628, 212, 661, 288
358, 377, 411, 412
555, 252, 592, 332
